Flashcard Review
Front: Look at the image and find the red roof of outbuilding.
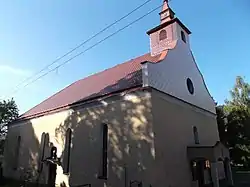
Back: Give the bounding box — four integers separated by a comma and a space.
21, 52, 163, 119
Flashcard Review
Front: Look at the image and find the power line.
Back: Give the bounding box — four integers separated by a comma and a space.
12, 0, 153, 90
8, 4, 162, 97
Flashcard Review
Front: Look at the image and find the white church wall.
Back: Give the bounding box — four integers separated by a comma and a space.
151, 89, 219, 187
143, 39, 216, 114
3, 91, 157, 187
174, 22, 190, 46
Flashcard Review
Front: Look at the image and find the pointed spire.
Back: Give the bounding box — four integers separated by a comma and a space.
162, 0, 170, 12
160, 0, 175, 24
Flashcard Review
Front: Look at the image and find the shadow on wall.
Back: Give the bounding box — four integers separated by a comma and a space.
55, 96, 155, 187
6, 70, 156, 187
54, 70, 156, 187
4, 120, 40, 182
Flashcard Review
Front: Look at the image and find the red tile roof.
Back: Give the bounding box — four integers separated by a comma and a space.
21, 53, 163, 119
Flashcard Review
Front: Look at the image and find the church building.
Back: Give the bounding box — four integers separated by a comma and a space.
3, 1, 234, 187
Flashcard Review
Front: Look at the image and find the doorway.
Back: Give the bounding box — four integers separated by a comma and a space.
47, 146, 57, 187
191, 159, 212, 187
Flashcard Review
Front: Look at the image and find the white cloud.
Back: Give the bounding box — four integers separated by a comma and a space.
0, 65, 30, 76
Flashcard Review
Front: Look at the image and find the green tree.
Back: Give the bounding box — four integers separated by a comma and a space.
216, 105, 227, 143
225, 76, 250, 112
0, 99, 19, 154
226, 108, 250, 168
0, 99, 19, 137
217, 76, 250, 168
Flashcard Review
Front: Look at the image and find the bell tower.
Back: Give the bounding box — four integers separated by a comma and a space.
147, 0, 191, 56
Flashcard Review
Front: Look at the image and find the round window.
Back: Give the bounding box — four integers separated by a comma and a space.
187, 78, 194, 95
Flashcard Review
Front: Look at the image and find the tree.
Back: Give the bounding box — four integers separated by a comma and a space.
225, 76, 250, 112
226, 108, 250, 168
216, 76, 250, 168
0, 98, 18, 155
0, 98, 19, 138
216, 105, 227, 143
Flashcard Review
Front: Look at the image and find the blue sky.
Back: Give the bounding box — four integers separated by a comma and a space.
0, 0, 249, 114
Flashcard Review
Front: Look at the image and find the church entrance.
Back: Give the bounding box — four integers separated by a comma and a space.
190, 158, 212, 187
187, 141, 234, 187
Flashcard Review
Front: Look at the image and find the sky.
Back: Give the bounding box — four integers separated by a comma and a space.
0, 0, 250, 114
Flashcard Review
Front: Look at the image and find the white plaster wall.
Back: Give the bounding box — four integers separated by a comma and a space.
151, 89, 219, 187
144, 39, 216, 114
3, 109, 71, 186
3, 91, 157, 187
174, 22, 190, 46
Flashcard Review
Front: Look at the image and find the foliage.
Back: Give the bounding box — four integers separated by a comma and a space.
216, 105, 227, 143
216, 76, 250, 168
224, 76, 250, 112
0, 98, 19, 155
0, 99, 19, 138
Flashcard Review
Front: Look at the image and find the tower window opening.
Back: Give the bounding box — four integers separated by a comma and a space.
159, 30, 167, 41
181, 31, 186, 43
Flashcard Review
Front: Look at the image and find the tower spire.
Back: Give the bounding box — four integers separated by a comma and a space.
160, 0, 175, 24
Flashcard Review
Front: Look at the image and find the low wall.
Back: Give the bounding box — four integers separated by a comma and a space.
233, 170, 250, 187
0, 178, 48, 187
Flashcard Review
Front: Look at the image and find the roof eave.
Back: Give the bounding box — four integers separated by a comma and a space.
12, 85, 144, 124
147, 18, 191, 35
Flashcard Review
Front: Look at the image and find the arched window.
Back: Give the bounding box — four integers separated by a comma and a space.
159, 29, 167, 41
63, 128, 72, 174
38, 132, 46, 172
44, 133, 49, 145
181, 31, 186, 43
13, 136, 21, 170
193, 126, 199, 144
99, 123, 108, 179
